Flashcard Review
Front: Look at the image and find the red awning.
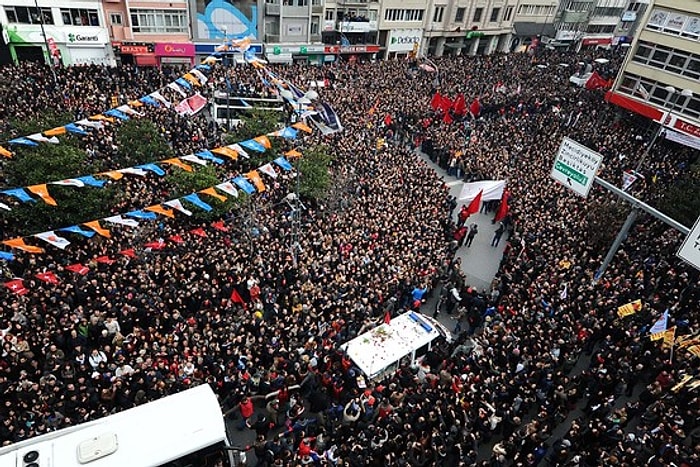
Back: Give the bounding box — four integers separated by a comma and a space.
134, 54, 158, 66
605, 91, 664, 121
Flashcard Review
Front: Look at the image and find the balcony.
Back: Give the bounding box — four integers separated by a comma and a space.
265, 33, 281, 42
560, 10, 591, 23
336, 20, 377, 33
283, 5, 310, 17
266, 3, 280, 15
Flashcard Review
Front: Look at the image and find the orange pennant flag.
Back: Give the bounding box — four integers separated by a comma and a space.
211, 147, 238, 160
162, 158, 193, 172
44, 127, 67, 137
182, 73, 201, 87
284, 149, 303, 159
89, 114, 116, 123
145, 205, 175, 218
251, 61, 265, 69
3, 238, 45, 254
128, 100, 144, 108
100, 171, 124, 180
200, 187, 227, 202
254, 135, 272, 149
292, 122, 312, 133
0, 146, 12, 158
246, 170, 266, 192
83, 220, 111, 238
27, 184, 57, 206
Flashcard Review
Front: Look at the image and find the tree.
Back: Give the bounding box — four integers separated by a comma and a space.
114, 119, 174, 168
296, 145, 333, 200
0, 110, 74, 142
167, 165, 245, 221
223, 109, 284, 168
660, 163, 700, 228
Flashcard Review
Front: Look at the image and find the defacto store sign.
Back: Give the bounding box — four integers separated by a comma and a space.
387, 29, 422, 52
551, 138, 603, 198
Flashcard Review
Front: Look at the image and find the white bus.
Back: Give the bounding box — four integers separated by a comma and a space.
211, 92, 285, 127
0, 384, 240, 467
341, 311, 453, 381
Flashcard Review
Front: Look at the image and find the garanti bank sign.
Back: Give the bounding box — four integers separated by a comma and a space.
388, 29, 422, 52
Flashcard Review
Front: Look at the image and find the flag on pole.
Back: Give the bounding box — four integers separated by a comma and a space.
65, 263, 90, 275
662, 326, 676, 349
35, 271, 59, 284
465, 189, 483, 216
617, 299, 642, 318
34, 231, 71, 250
649, 309, 669, 340
4, 279, 28, 295
494, 189, 509, 222
384, 310, 392, 325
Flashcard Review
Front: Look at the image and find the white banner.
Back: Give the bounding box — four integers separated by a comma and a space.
665, 129, 700, 151
458, 180, 506, 201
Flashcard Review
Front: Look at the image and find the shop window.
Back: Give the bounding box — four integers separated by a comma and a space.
455, 7, 465, 22
4, 6, 53, 25
110, 13, 122, 25
490, 8, 500, 22
473, 7, 483, 23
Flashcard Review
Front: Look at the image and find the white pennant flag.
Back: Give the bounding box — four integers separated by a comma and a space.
28, 133, 58, 144
164, 199, 193, 216
150, 90, 172, 108
190, 68, 208, 85
181, 155, 208, 166
116, 104, 143, 116
229, 144, 249, 158
75, 119, 104, 130
215, 182, 239, 197
104, 215, 140, 227
118, 168, 148, 177
167, 82, 187, 98
51, 179, 85, 188
258, 163, 278, 179
34, 231, 71, 250
0, 202, 11, 211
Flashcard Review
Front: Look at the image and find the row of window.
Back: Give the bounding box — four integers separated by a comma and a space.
646, 8, 700, 41
325, 10, 378, 22
632, 40, 700, 82
592, 7, 624, 18
586, 24, 615, 34
618, 72, 700, 121
517, 4, 556, 17
130, 9, 188, 34
4, 6, 100, 26
433, 5, 512, 24
384, 9, 424, 22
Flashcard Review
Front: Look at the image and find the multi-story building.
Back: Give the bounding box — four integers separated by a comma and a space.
611, 0, 649, 46
423, 0, 518, 57
0, 0, 114, 65
103, 0, 194, 66
376, 2, 425, 59
607, 0, 700, 142
511, 0, 557, 50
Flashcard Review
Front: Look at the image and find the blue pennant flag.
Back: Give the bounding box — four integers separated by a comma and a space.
105, 109, 129, 121
225, 77, 233, 92
239, 139, 266, 152
240, 98, 252, 108
273, 156, 293, 171
183, 193, 213, 212
126, 210, 158, 220
233, 176, 256, 195
1, 188, 35, 203
76, 175, 107, 187
139, 96, 160, 107
65, 123, 89, 135
196, 64, 211, 71
8, 137, 39, 147
0, 251, 15, 261
195, 150, 224, 165
60, 225, 96, 238
175, 77, 192, 90
280, 127, 298, 139
136, 163, 166, 176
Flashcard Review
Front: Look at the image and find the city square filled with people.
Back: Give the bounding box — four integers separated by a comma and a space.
0, 48, 698, 467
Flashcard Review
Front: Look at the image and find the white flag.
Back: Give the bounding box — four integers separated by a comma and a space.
181, 155, 208, 166
258, 163, 278, 179
118, 168, 148, 177
34, 231, 71, 250
0, 202, 11, 211
51, 179, 85, 187
116, 104, 143, 116
622, 171, 638, 191
215, 182, 239, 197
28, 133, 58, 144
150, 90, 172, 108
75, 119, 104, 130
104, 215, 140, 227
164, 199, 193, 216
167, 82, 187, 98
190, 68, 208, 85
229, 144, 249, 158
559, 283, 568, 300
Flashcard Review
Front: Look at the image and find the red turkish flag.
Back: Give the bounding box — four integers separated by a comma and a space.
168, 234, 184, 244
95, 256, 115, 265
190, 228, 207, 238
466, 189, 483, 216
430, 92, 442, 110
66, 264, 89, 275
4, 279, 28, 295
119, 249, 137, 258
494, 190, 509, 222
384, 310, 391, 325
211, 221, 229, 232
144, 241, 166, 250
35, 271, 59, 284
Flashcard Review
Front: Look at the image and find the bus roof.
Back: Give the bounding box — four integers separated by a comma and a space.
340, 311, 444, 379
0, 384, 227, 467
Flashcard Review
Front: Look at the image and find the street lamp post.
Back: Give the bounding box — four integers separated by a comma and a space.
34, 0, 56, 83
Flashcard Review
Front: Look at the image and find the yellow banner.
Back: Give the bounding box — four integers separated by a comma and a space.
617, 299, 642, 318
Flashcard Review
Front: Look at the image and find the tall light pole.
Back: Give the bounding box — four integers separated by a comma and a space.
34, 0, 56, 83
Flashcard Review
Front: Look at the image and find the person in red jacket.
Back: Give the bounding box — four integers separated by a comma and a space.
238, 396, 254, 431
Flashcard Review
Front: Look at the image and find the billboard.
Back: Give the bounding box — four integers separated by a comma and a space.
195, 0, 258, 40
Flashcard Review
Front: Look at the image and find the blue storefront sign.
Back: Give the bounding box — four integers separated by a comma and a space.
195, 43, 263, 55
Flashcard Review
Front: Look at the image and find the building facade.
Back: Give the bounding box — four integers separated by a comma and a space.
607, 0, 700, 142
511, 0, 558, 50
0, 0, 114, 65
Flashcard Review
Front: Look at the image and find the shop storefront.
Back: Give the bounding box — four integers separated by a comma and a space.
112, 42, 156, 66
5, 25, 112, 66
265, 44, 328, 65
155, 42, 195, 66
324, 44, 380, 62
385, 29, 422, 60
580, 36, 613, 48
194, 43, 264, 64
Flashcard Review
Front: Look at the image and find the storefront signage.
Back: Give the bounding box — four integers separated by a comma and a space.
120, 45, 149, 54
324, 45, 380, 54
581, 36, 612, 46
387, 29, 422, 52
68, 33, 99, 42
271, 44, 325, 55
675, 118, 700, 138
155, 43, 195, 57
621, 11, 637, 22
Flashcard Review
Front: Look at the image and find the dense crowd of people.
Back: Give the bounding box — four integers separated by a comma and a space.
0, 48, 698, 467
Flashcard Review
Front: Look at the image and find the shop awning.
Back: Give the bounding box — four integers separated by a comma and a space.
135, 54, 158, 66
513, 22, 556, 38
